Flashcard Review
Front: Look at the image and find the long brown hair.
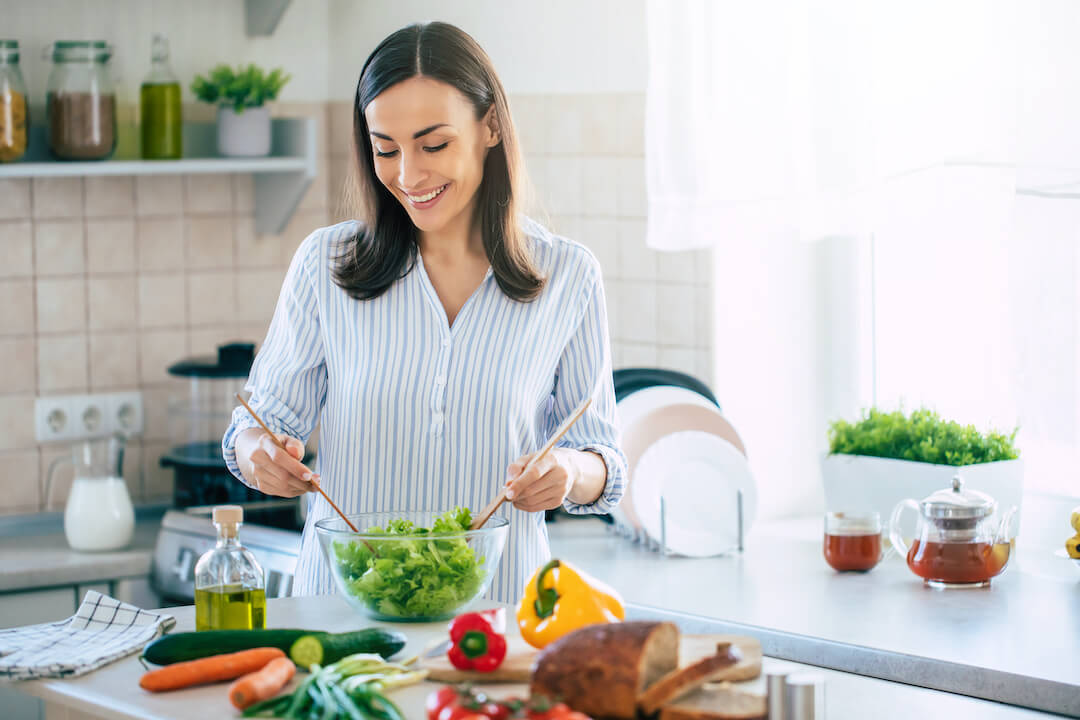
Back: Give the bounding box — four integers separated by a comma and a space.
334, 22, 544, 302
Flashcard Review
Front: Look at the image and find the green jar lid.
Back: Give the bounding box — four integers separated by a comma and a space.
52, 40, 111, 62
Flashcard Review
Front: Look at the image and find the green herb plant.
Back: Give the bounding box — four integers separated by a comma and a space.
828, 407, 1019, 466
332, 507, 485, 619
191, 64, 290, 113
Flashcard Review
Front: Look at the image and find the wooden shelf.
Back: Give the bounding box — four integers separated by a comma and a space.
0, 117, 316, 234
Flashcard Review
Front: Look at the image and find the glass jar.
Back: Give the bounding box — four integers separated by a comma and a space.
0, 40, 29, 162
46, 41, 117, 160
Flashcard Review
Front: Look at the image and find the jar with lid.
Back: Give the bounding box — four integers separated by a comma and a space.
0, 40, 29, 162
46, 41, 117, 160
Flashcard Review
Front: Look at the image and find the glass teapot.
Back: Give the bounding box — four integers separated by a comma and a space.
889, 474, 1016, 588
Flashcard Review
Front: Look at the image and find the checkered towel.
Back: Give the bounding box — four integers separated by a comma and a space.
0, 591, 175, 681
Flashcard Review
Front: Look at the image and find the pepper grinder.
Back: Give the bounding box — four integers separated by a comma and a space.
785, 673, 825, 720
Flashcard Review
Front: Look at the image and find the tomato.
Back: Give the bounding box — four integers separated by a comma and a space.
528, 702, 591, 720
426, 686, 462, 720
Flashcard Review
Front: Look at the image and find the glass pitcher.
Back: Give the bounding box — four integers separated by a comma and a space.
889, 474, 1016, 588
47, 435, 135, 551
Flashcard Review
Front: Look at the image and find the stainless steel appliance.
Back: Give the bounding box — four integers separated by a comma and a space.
151, 506, 301, 604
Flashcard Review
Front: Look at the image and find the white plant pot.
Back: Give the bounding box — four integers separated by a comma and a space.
821, 454, 1025, 536
217, 105, 271, 157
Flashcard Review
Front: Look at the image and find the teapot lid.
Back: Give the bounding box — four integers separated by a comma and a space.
922, 474, 995, 519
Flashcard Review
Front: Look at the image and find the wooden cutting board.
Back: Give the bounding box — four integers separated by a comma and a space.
422, 632, 762, 685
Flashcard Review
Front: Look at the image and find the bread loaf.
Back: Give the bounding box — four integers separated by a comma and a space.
530, 621, 679, 719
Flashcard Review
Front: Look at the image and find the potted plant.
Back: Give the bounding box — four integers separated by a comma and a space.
192, 63, 290, 157
821, 407, 1024, 535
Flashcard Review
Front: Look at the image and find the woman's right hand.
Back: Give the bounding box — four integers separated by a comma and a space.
235, 427, 320, 498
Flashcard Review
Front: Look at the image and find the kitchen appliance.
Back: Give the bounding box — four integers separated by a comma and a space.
45, 434, 134, 552
889, 474, 1017, 588
151, 507, 299, 605
160, 341, 304, 532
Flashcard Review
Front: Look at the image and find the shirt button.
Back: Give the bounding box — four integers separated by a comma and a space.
433, 411, 444, 422
441, 336, 451, 348
435, 375, 446, 386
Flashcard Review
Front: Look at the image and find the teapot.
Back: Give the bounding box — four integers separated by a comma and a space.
889, 474, 1016, 588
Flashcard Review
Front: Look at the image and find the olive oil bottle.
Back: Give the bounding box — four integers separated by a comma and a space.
194, 506, 266, 631
139, 34, 181, 159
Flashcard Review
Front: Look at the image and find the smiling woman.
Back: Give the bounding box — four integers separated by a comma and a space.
222, 22, 627, 605
337, 22, 542, 306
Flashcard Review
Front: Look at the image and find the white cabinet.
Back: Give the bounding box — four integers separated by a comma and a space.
0, 587, 77, 629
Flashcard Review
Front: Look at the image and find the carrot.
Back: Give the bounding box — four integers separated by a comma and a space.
139, 647, 285, 692
228, 656, 296, 710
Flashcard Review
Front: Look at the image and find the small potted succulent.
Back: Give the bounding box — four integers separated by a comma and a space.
192, 63, 290, 157
822, 407, 1024, 534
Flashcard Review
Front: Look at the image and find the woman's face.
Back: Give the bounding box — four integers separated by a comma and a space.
364, 76, 499, 235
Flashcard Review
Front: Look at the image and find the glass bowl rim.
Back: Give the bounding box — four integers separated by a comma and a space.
313, 511, 509, 539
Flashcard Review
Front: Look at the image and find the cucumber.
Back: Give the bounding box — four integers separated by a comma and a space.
289, 631, 395, 668
142, 627, 406, 666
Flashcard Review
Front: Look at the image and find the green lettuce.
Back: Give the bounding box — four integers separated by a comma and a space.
331, 507, 485, 618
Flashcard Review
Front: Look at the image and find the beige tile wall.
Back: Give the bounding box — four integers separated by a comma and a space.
1, 94, 713, 517
0, 103, 331, 516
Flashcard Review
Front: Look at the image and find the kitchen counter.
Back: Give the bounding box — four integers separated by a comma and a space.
15, 594, 1065, 720
545, 494, 1080, 717
0, 513, 161, 593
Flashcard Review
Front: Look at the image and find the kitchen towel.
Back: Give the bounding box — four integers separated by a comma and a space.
0, 590, 175, 680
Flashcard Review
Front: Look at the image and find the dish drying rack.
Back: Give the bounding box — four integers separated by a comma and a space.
607, 489, 745, 557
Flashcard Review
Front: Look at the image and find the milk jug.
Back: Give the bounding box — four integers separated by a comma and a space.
49, 435, 135, 551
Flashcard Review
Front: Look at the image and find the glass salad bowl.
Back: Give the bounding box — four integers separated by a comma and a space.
315, 509, 509, 622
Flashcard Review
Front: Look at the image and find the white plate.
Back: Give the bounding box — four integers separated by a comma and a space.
613, 386, 719, 531
617, 385, 718, 434
632, 430, 757, 557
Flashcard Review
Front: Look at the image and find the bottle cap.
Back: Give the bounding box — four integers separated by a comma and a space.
212, 505, 243, 525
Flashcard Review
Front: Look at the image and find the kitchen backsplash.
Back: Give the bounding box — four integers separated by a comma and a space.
0, 93, 711, 517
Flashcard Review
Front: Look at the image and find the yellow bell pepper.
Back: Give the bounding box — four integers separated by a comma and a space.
516, 558, 625, 649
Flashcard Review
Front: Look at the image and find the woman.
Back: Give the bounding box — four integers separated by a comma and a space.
222, 22, 625, 604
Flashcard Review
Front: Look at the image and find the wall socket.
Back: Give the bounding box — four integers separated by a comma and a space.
35, 392, 144, 444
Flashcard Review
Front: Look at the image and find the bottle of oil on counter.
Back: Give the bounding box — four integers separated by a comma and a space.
194, 505, 266, 630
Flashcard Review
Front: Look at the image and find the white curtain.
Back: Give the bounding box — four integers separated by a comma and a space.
647, 0, 1080, 508
645, 0, 1020, 249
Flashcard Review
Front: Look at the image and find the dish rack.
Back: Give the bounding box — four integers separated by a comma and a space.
607, 489, 745, 557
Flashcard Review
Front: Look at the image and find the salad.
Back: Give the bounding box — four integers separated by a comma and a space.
331, 507, 486, 619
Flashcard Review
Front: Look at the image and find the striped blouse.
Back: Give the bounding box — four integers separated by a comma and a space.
222, 218, 626, 604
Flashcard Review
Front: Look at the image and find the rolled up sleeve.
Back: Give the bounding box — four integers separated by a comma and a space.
553, 272, 627, 515
222, 232, 328, 485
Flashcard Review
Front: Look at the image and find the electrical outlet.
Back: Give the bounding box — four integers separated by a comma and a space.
35, 391, 146, 444
106, 391, 144, 436
35, 396, 74, 444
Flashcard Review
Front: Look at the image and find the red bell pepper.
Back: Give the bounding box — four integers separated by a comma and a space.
447, 610, 508, 673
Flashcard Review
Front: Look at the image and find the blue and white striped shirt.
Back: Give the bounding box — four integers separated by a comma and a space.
222, 218, 626, 604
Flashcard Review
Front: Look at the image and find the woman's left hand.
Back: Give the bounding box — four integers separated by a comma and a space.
504, 448, 580, 512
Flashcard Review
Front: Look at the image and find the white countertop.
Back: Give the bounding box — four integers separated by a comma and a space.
0, 519, 159, 593
16, 594, 1063, 720
544, 494, 1080, 716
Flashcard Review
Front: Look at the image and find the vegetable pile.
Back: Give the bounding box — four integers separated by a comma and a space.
332, 508, 486, 619
243, 653, 425, 720
828, 407, 1019, 466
